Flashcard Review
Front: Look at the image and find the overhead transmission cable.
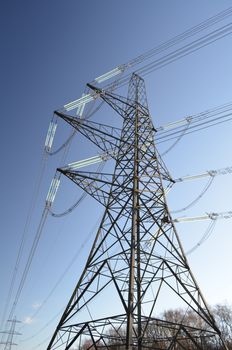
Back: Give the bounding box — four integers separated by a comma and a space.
49, 192, 87, 218
61, 7, 232, 115
20, 214, 104, 340
171, 176, 215, 214
0, 153, 48, 333
30, 335, 53, 350
45, 129, 76, 156
4, 110, 106, 332
138, 22, 232, 78
122, 6, 232, 70
160, 121, 191, 156
186, 219, 217, 255
2, 116, 75, 333
23, 306, 65, 345
156, 111, 232, 145
102, 6, 232, 87
5, 207, 50, 324
156, 100, 232, 134
5, 168, 63, 322
156, 103, 232, 143
94, 18, 232, 121
1, 113, 59, 331
4, 173, 61, 334
102, 21, 232, 92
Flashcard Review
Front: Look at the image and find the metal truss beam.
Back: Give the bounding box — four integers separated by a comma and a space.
54, 111, 123, 157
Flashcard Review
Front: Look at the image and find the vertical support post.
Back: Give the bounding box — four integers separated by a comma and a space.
135, 85, 142, 350
126, 77, 141, 350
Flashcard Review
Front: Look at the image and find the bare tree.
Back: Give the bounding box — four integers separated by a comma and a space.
213, 303, 232, 349
77, 304, 232, 349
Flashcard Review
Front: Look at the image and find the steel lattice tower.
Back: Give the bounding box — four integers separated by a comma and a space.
47, 74, 227, 350
0, 318, 21, 350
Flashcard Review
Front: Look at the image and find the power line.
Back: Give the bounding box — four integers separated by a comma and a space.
0, 154, 48, 333
139, 23, 232, 78
171, 176, 215, 214
19, 215, 103, 340
156, 101, 232, 134
103, 22, 232, 91
62, 7, 232, 114
6, 208, 49, 324
123, 7, 232, 70
160, 121, 191, 156
21, 307, 64, 343
2, 108, 78, 335
46, 129, 76, 156
186, 220, 218, 255
156, 105, 232, 141
157, 113, 232, 144
30, 335, 52, 350
49, 192, 87, 218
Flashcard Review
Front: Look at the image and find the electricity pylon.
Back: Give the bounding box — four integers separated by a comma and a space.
47, 74, 227, 350
0, 318, 21, 350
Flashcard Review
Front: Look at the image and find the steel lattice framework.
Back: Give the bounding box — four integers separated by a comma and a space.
47, 74, 227, 350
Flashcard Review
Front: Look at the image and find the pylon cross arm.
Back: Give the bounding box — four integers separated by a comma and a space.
55, 110, 123, 156
87, 83, 150, 120
58, 168, 133, 207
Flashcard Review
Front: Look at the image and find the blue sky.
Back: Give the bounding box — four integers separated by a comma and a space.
1, 1, 232, 349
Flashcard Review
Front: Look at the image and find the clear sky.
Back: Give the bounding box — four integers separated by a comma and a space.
1, 1, 232, 349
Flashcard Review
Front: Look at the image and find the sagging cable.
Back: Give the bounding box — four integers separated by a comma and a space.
186, 220, 217, 255
49, 193, 87, 218
5, 206, 50, 324
49, 162, 106, 217
45, 90, 88, 156
171, 176, 215, 214
46, 129, 76, 156
161, 117, 192, 156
